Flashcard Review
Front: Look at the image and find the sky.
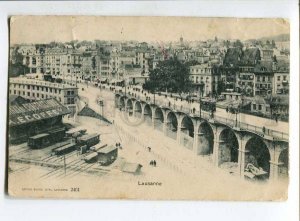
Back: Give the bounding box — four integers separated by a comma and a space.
10, 16, 290, 45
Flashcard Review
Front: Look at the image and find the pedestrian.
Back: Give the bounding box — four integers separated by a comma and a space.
148, 146, 151, 152
262, 126, 266, 134
150, 160, 153, 166
153, 160, 156, 167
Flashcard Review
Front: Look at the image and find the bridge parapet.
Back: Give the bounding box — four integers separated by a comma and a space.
115, 91, 289, 142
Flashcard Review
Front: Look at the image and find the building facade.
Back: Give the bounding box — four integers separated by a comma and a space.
9, 77, 78, 114
189, 63, 218, 97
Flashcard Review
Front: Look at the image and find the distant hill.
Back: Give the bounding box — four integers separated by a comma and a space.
247, 34, 290, 42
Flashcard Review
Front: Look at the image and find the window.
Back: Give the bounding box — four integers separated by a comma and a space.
14, 90, 16, 94
27, 92, 30, 96
258, 105, 262, 110
42, 94, 44, 98
283, 75, 287, 81
23, 91, 25, 95
37, 86, 39, 91
37, 93, 39, 98
277, 76, 281, 81
257, 76, 260, 82
32, 86, 35, 90
262, 77, 265, 82
27, 85, 30, 89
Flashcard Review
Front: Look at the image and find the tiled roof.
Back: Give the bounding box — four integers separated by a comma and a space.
240, 48, 260, 66
254, 61, 273, 73
276, 60, 289, 72
9, 98, 70, 127
223, 47, 242, 67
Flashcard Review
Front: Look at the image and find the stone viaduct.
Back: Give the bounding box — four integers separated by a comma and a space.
114, 91, 289, 181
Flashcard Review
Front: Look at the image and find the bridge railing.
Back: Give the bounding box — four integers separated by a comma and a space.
115, 92, 289, 141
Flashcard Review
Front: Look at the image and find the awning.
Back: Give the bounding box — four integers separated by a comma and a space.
9, 98, 71, 127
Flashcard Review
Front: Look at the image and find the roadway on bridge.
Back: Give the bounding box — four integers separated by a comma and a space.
113, 85, 288, 134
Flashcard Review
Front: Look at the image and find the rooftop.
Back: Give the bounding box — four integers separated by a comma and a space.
97, 145, 117, 154
223, 47, 242, 67
254, 61, 273, 73
240, 48, 261, 66
10, 77, 77, 89
9, 98, 70, 127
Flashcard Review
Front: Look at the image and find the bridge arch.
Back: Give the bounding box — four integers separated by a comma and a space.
119, 97, 126, 110
218, 128, 239, 169
115, 94, 121, 108
196, 121, 214, 155
244, 136, 271, 179
143, 104, 152, 126
278, 148, 288, 179
134, 101, 142, 118
180, 115, 194, 150
154, 107, 164, 131
166, 112, 178, 140
126, 99, 133, 115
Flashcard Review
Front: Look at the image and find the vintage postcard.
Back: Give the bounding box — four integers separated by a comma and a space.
7, 16, 289, 200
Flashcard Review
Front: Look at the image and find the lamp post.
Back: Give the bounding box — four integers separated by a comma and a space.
235, 108, 239, 127
199, 82, 205, 119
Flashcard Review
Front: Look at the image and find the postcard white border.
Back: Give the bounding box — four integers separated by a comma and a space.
0, 1, 298, 221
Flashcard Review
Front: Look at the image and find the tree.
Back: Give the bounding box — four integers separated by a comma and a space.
271, 40, 276, 48
10, 47, 23, 64
9, 47, 29, 77
143, 58, 192, 94
233, 40, 243, 48
9, 63, 29, 77
184, 60, 200, 67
